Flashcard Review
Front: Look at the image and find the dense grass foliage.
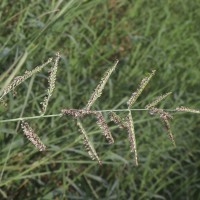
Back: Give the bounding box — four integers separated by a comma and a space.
1, 0, 200, 199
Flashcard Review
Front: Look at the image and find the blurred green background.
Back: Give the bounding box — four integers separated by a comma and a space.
0, 0, 200, 199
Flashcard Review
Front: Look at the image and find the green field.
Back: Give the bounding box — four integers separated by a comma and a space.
0, 0, 200, 199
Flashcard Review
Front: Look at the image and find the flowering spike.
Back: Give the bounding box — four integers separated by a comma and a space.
176, 106, 200, 114
145, 92, 172, 109
40, 52, 61, 114
77, 121, 102, 165
127, 70, 156, 108
21, 121, 46, 151
85, 60, 119, 110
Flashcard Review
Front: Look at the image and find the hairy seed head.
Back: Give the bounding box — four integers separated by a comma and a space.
0, 57, 53, 100
127, 70, 156, 108
176, 106, 200, 114
94, 111, 114, 144
109, 111, 126, 129
77, 121, 102, 165
21, 121, 46, 151
85, 60, 119, 110
40, 52, 61, 114
145, 92, 172, 109
125, 111, 138, 166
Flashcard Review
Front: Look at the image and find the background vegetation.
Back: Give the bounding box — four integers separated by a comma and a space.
0, 0, 200, 199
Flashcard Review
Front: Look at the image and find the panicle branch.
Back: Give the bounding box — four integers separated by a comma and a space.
21, 121, 46, 151
127, 70, 156, 108
77, 121, 102, 165
125, 111, 138, 166
148, 107, 175, 147
0, 57, 53, 100
61, 108, 93, 118
40, 52, 61, 114
176, 106, 200, 114
85, 60, 119, 110
145, 92, 172, 109
109, 111, 126, 129
94, 111, 114, 144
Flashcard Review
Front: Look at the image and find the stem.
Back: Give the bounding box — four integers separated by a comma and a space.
0, 108, 178, 123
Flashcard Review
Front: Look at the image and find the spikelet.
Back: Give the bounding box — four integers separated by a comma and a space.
61, 108, 93, 118
0, 57, 53, 100
77, 121, 102, 165
145, 92, 172, 109
148, 107, 175, 146
85, 60, 119, 110
109, 111, 126, 129
125, 111, 138, 166
40, 52, 61, 114
176, 106, 200, 114
127, 70, 156, 108
21, 121, 46, 151
94, 111, 114, 144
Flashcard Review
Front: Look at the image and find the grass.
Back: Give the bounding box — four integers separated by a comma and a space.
1, 0, 200, 199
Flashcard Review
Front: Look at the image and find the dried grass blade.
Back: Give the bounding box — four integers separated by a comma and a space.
21, 121, 46, 151
176, 106, 200, 114
85, 60, 119, 110
126, 111, 138, 166
77, 121, 102, 165
40, 52, 61, 114
127, 70, 156, 108
145, 92, 172, 109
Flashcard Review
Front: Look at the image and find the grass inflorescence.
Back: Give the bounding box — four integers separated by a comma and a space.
0, 53, 199, 166
1, 1, 200, 198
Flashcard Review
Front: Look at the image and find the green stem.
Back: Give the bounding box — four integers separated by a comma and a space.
0, 108, 178, 123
